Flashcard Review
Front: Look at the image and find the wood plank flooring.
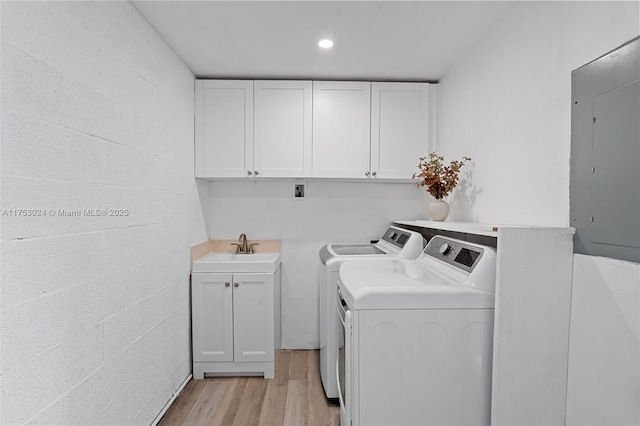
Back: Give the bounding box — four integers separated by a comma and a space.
159, 350, 340, 426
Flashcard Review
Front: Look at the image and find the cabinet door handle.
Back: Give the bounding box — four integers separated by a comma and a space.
365, 171, 370, 177
372, 171, 377, 177
254, 170, 259, 176
234, 282, 239, 287
247, 170, 253, 176
225, 282, 230, 287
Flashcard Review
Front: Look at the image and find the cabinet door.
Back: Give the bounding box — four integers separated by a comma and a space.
232, 273, 274, 363
312, 81, 371, 178
195, 80, 254, 178
254, 81, 312, 177
371, 82, 431, 179
191, 273, 234, 362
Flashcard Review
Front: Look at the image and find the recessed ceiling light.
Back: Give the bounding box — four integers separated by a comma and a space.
318, 39, 334, 49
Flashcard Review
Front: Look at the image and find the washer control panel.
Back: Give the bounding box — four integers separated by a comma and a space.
424, 236, 484, 273
381, 227, 413, 248
377, 226, 425, 258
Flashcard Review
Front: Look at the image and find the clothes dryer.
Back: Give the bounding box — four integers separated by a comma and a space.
337, 236, 497, 426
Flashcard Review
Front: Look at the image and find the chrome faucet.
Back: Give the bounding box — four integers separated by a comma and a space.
232, 233, 259, 254
239, 233, 248, 253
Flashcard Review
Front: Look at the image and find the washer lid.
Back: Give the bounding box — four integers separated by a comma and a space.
338, 258, 495, 310
320, 225, 424, 264
319, 244, 390, 266
330, 244, 386, 256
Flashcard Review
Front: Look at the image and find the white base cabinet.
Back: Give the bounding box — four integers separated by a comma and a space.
191, 268, 281, 379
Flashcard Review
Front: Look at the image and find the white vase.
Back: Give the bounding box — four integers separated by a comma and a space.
428, 199, 449, 221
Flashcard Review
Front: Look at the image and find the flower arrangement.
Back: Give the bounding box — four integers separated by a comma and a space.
412, 152, 471, 200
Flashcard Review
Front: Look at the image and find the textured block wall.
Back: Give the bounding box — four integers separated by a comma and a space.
0, 2, 206, 424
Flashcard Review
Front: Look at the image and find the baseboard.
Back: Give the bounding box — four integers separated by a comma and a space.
151, 373, 192, 426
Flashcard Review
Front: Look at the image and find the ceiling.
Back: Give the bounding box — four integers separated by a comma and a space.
132, 1, 518, 81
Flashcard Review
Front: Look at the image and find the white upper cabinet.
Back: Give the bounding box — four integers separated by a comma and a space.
312, 81, 372, 178
371, 82, 432, 179
254, 80, 312, 177
195, 79, 437, 180
195, 80, 253, 178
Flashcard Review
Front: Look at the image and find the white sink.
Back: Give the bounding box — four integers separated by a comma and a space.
192, 252, 281, 273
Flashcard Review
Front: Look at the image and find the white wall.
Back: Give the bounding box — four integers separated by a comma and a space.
439, 1, 639, 227
566, 255, 640, 425
0, 2, 207, 424
203, 180, 428, 348
438, 1, 639, 422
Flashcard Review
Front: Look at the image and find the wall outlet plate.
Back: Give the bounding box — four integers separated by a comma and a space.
293, 182, 306, 200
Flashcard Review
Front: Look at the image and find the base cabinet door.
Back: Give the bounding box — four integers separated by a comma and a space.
191, 273, 234, 362
232, 273, 275, 363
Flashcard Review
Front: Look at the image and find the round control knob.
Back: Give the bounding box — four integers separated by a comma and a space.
247, 170, 253, 176
439, 243, 452, 256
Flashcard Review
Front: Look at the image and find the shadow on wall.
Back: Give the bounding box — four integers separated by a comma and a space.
196, 179, 211, 228
449, 164, 482, 222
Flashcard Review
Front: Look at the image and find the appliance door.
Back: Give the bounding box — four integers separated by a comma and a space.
319, 259, 339, 398
337, 289, 352, 426
319, 245, 339, 398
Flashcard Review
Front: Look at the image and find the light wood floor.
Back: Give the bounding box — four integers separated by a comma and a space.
159, 350, 340, 426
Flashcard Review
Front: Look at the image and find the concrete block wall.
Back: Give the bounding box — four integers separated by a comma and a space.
0, 2, 206, 424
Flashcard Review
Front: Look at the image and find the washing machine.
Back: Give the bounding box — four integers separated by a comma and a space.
318, 225, 424, 399
337, 235, 497, 426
